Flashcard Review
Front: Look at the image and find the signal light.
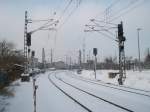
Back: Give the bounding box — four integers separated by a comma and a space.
93, 48, 97, 56
118, 23, 123, 37
27, 33, 31, 46
28, 48, 30, 53
32, 51, 35, 57
119, 45, 124, 52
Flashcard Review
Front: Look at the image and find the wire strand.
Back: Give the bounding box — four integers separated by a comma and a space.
110, 0, 147, 22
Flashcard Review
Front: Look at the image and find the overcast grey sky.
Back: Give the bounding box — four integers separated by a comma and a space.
0, 0, 150, 62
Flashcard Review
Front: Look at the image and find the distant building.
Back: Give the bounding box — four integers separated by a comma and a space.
29, 57, 39, 68
54, 61, 66, 69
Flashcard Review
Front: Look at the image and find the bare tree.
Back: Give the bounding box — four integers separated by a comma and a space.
0, 40, 15, 57
0, 40, 24, 87
144, 48, 150, 69
104, 56, 118, 69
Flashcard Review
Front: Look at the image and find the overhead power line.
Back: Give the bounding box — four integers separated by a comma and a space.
84, 25, 118, 42
58, 0, 73, 20
29, 20, 59, 34
92, 0, 121, 22
58, 6, 78, 29
105, 0, 139, 22
57, 0, 82, 29
28, 18, 54, 23
109, 0, 148, 22
91, 0, 145, 23
91, 19, 117, 26
84, 0, 147, 44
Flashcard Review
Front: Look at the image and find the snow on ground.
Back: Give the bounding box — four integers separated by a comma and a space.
0, 79, 34, 112
58, 71, 150, 112
0, 71, 87, 112
0, 80, 22, 112
36, 71, 86, 112
75, 69, 150, 91
0, 69, 150, 112
52, 73, 129, 112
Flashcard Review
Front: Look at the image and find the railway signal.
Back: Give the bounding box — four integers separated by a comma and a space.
33, 78, 38, 112
85, 20, 126, 85
93, 48, 97, 56
118, 22, 126, 85
27, 33, 31, 46
93, 48, 98, 79
21, 11, 30, 82
32, 51, 35, 57
31, 50, 35, 70
22, 11, 58, 82
77, 50, 82, 74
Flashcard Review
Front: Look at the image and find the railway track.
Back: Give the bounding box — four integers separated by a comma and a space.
49, 72, 134, 112
66, 71, 150, 98
48, 72, 92, 112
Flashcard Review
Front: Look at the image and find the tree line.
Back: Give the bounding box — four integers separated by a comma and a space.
0, 40, 24, 89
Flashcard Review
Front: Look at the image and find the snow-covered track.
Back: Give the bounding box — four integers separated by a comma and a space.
67, 72, 150, 97
48, 73, 92, 112
105, 82, 150, 93
54, 73, 134, 112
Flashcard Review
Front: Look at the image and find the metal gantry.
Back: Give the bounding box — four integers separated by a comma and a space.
33, 78, 38, 112
23, 11, 59, 112
21, 11, 30, 82
23, 11, 58, 77
118, 22, 126, 85
137, 28, 142, 72
24, 11, 28, 74
85, 20, 126, 85
93, 48, 98, 79
42, 48, 46, 69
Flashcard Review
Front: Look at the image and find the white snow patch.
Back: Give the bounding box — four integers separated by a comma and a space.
75, 69, 150, 91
